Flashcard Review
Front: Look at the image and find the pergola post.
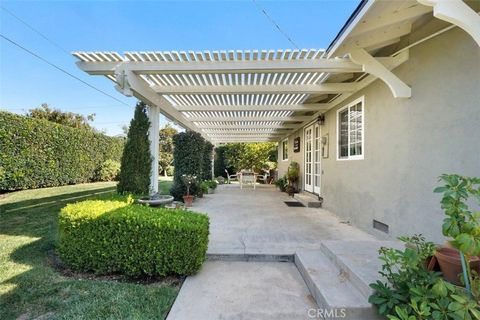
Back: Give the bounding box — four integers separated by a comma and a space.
148, 105, 160, 195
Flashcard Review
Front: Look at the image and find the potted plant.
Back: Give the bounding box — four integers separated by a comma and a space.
207, 180, 218, 194
275, 176, 288, 192
434, 174, 480, 293
287, 162, 300, 194
197, 181, 209, 198
181, 174, 196, 207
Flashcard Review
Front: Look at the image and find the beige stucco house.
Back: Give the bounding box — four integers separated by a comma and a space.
277, 0, 480, 242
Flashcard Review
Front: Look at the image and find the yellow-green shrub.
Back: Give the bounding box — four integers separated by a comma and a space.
58, 200, 209, 276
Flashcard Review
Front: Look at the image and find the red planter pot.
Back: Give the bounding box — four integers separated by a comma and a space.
435, 247, 480, 285
183, 195, 194, 207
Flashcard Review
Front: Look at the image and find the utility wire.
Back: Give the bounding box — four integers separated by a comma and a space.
1, 6, 71, 55
251, 0, 299, 49
0, 33, 130, 107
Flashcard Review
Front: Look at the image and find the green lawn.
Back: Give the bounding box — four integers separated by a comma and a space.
0, 178, 176, 320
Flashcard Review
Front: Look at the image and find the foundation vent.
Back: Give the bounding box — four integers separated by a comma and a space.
373, 219, 389, 233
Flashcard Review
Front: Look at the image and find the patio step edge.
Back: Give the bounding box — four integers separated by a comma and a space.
206, 253, 294, 262
293, 192, 322, 208
294, 250, 382, 320
319, 240, 403, 298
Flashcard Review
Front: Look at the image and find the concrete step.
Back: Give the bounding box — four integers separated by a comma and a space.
293, 192, 322, 208
207, 253, 293, 262
319, 240, 403, 298
295, 249, 381, 320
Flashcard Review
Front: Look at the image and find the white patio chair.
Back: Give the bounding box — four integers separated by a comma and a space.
256, 169, 270, 184
225, 169, 238, 184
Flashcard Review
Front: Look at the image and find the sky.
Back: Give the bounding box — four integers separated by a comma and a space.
0, 0, 360, 136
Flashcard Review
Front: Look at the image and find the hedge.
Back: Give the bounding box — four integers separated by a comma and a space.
170, 131, 207, 200
58, 200, 210, 276
0, 111, 124, 191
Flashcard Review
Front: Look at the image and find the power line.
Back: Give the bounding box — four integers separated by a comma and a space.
251, 0, 299, 49
0, 33, 130, 107
1, 6, 70, 55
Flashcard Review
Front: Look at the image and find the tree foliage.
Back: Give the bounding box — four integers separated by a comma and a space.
27, 103, 95, 130
158, 124, 178, 176
117, 102, 152, 195
222, 143, 278, 172
170, 131, 207, 200
202, 141, 214, 180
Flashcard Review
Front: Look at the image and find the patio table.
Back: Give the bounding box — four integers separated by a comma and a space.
239, 172, 257, 189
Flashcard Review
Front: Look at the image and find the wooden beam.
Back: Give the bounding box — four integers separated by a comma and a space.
350, 5, 431, 37
151, 83, 357, 94
187, 115, 310, 122
282, 50, 411, 139
349, 49, 411, 98
196, 124, 297, 129
76, 56, 404, 76
418, 0, 480, 47
115, 68, 210, 141
175, 103, 329, 112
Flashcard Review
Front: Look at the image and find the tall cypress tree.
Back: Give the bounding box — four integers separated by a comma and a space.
117, 102, 152, 194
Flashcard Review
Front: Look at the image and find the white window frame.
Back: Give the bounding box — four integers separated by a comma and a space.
281, 138, 288, 161
336, 96, 365, 161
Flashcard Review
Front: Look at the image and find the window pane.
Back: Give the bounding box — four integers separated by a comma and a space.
338, 109, 348, 158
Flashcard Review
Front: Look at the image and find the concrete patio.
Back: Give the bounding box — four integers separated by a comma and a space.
194, 183, 376, 255
166, 184, 391, 320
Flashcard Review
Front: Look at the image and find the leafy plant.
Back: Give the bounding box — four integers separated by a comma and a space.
434, 174, 480, 298
216, 176, 225, 184
275, 176, 288, 192
197, 180, 209, 197
287, 162, 300, 192
181, 174, 196, 196
202, 141, 214, 180
369, 235, 480, 319
117, 102, 152, 195
95, 160, 120, 181
27, 103, 95, 130
58, 199, 209, 276
206, 180, 218, 190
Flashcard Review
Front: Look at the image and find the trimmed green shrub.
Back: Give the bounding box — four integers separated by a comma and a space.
58, 199, 209, 276
202, 141, 213, 180
117, 102, 152, 195
95, 160, 120, 181
171, 131, 206, 200
0, 111, 124, 191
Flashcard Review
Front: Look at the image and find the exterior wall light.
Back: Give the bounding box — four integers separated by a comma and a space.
317, 114, 325, 125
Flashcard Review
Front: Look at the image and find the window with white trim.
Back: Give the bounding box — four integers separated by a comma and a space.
337, 98, 364, 160
282, 139, 288, 161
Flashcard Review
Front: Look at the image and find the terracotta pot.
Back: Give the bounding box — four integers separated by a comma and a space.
182, 195, 194, 207
435, 247, 480, 285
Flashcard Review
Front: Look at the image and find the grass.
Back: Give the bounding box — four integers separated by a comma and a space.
0, 178, 176, 320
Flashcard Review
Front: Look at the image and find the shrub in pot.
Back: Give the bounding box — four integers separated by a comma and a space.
434, 174, 480, 296
197, 181, 209, 198
275, 176, 288, 192
287, 162, 300, 193
181, 174, 196, 207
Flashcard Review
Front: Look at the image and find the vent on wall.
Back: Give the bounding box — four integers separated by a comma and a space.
373, 219, 389, 233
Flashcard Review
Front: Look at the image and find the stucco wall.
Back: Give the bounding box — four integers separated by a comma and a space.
277, 128, 305, 188
279, 28, 480, 243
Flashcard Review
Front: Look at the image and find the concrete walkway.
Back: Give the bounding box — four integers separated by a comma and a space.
195, 184, 375, 255
167, 261, 317, 320
167, 184, 377, 320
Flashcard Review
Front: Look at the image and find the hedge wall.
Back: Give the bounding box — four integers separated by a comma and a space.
0, 111, 124, 191
170, 131, 207, 200
202, 141, 214, 181
58, 199, 209, 276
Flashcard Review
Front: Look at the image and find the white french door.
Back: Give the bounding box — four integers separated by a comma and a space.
304, 124, 321, 194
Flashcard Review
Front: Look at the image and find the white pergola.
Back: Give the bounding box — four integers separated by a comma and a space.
73, 0, 479, 193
